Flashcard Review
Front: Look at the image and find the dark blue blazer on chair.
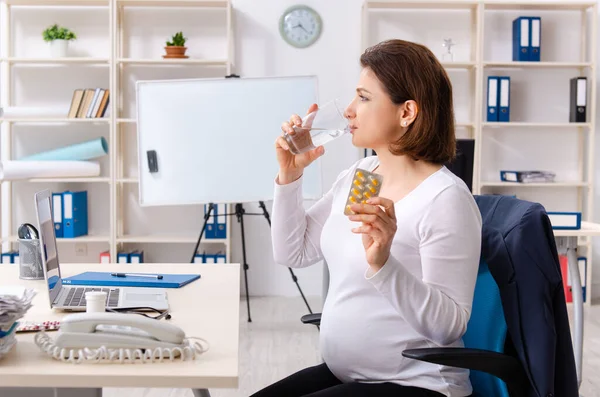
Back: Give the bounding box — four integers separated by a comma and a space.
474, 195, 578, 397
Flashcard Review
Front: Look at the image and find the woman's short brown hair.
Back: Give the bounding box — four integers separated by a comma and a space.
360, 39, 456, 164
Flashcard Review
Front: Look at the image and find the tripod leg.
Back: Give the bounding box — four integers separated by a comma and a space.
236, 204, 252, 322
191, 203, 214, 263
257, 201, 313, 314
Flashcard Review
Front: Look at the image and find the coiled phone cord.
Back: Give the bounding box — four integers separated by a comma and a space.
34, 331, 210, 364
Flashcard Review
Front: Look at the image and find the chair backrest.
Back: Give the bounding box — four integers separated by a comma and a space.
462, 258, 509, 397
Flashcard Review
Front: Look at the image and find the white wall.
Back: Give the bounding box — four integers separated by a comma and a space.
1, 0, 600, 300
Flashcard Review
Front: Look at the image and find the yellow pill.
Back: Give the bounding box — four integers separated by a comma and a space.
353, 179, 362, 188
356, 171, 366, 182
367, 184, 377, 193
346, 205, 353, 213
362, 199, 367, 204
351, 188, 362, 197
370, 177, 380, 186
364, 191, 372, 199
349, 196, 357, 203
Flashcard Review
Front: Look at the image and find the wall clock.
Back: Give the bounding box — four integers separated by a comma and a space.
279, 5, 322, 48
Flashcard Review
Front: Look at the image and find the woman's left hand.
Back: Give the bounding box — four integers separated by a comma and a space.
348, 197, 397, 271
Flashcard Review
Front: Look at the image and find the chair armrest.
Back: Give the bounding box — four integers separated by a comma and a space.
402, 348, 529, 395
301, 313, 322, 325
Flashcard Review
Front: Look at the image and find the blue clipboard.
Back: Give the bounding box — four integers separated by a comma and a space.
62, 272, 200, 288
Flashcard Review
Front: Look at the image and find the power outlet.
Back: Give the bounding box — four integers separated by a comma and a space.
75, 243, 88, 257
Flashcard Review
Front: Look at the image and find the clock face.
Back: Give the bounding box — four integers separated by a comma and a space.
279, 6, 322, 48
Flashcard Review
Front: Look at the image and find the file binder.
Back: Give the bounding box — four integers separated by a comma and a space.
560, 255, 587, 303
215, 203, 227, 239
204, 254, 216, 264
62, 191, 88, 238
547, 212, 581, 230
216, 252, 226, 263
512, 16, 530, 61
11, 251, 19, 265
1, 252, 12, 264
99, 251, 110, 264
487, 76, 499, 122
117, 252, 130, 264
204, 204, 216, 239
52, 193, 63, 238
529, 17, 541, 61
193, 253, 204, 263
129, 250, 144, 264
570, 77, 587, 122
498, 77, 510, 122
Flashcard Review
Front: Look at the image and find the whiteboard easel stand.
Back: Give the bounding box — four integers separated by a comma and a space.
191, 200, 314, 323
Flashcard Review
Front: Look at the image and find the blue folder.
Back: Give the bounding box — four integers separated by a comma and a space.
62, 272, 201, 288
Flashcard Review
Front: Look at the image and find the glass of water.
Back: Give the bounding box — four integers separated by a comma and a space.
283, 99, 351, 155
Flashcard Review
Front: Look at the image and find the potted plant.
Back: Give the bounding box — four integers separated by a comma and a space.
164, 32, 188, 59
43, 24, 77, 58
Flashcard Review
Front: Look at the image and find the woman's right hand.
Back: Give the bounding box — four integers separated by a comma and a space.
275, 103, 325, 185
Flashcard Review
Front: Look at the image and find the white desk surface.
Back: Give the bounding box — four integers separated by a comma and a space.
0, 263, 240, 390
553, 221, 600, 237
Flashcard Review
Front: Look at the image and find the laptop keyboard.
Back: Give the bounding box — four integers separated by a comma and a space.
64, 287, 120, 308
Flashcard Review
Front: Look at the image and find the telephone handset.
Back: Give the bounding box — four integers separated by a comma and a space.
34, 312, 209, 364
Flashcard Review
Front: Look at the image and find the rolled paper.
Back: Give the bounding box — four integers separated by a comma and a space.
0, 161, 101, 181
20, 137, 108, 161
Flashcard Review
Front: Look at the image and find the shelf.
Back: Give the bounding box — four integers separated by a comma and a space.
484, 61, 593, 69
0, 118, 109, 124
116, 0, 228, 7
0, 58, 110, 65
366, 0, 478, 9
483, 1, 595, 11
117, 235, 227, 244
456, 122, 475, 128
117, 118, 136, 124
481, 181, 589, 188
12, 177, 111, 183
553, 222, 600, 237
117, 178, 138, 183
3, 0, 108, 5
2, 235, 109, 243
442, 61, 476, 69
483, 122, 591, 128
117, 58, 228, 66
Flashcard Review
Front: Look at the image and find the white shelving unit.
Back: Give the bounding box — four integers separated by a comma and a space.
362, 0, 597, 304
0, 0, 234, 264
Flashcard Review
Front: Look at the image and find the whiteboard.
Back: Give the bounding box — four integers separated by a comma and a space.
136, 75, 323, 206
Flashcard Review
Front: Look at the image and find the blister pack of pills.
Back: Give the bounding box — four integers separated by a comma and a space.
16, 320, 60, 333
344, 168, 383, 215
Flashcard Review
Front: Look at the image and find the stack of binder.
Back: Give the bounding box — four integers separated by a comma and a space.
487, 76, 510, 122
204, 203, 227, 239
513, 16, 541, 62
500, 170, 555, 183
117, 250, 144, 264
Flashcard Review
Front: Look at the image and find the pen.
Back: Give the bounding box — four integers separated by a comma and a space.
111, 273, 163, 280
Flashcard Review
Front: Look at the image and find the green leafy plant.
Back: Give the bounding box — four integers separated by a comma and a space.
42, 24, 77, 42
166, 32, 186, 47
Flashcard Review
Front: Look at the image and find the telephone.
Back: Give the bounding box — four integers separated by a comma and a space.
34, 312, 209, 364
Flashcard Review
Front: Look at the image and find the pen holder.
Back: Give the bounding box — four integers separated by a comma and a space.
18, 238, 44, 280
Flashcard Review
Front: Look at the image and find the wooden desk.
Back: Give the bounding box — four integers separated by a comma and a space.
0, 263, 240, 397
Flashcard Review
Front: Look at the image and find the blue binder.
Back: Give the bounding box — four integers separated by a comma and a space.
487, 76, 499, 122
117, 252, 130, 264
63, 191, 88, 238
204, 204, 216, 239
529, 17, 541, 61
215, 203, 227, 239
193, 253, 204, 263
513, 16, 530, 61
62, 271, 201, 288
52, 193, 64, 238
216, 252, 226, 263
498, 76, 510, 122
129, 250, 144, 263
547, 211, 581, 230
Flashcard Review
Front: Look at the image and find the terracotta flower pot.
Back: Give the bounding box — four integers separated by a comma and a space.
163, 46, 188, 59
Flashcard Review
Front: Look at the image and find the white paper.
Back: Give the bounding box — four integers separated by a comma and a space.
0, 161, 100, 181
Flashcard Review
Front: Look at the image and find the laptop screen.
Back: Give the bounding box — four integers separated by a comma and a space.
36, 191, 62, 303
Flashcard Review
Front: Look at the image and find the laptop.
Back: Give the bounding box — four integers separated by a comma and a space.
35, 189, 169, 311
